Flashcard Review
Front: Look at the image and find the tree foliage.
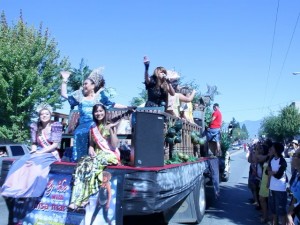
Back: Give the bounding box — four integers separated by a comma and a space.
130, 89, 147, 107
220, 131, 231, 155
69, 59, 91, 92
228, 117, 248, 141
260, 105, 300, 142
241, 124, 249, 139
0, 11, 69, 142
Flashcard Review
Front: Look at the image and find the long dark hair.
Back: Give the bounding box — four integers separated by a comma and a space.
86, 77, 106, 93
92, 103, 107, 125
153, 66, 167, 89
37, 109, 52, 135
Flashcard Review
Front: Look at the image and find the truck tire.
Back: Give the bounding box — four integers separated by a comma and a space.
165, 176, 206, 224
193, 176, 206, 224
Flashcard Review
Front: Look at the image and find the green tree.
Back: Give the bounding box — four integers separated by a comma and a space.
130, 89, 147, 107
241, 124, 249, 139
229, 117, 239, 129
0, 12, 69, 142
69, 58, 91, 92
228, 118, 248, 141
260, 105, 300, 142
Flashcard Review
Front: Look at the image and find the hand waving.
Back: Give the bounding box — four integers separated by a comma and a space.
143, 56, 150, 71
60, 71, 71, 80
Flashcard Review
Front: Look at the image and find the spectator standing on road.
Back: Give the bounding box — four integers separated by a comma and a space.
287, 150, 300, 225
248, 143, 264, 210
206, 103, 222, 156
60, 68, 126, 162
289, 140, 300, 158
1, 103, 63, 198
257, 143, 272, 224
267, 142, 288, 225
143, 56, 175, 110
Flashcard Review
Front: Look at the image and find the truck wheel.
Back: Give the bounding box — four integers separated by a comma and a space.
193, 176, 206, 223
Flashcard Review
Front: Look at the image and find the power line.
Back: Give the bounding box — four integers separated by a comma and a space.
262, 0, 280, 114
223, 100, 294, 114
270, 9, 300, 105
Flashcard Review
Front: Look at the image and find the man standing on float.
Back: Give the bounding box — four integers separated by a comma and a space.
207, 103, 222, 156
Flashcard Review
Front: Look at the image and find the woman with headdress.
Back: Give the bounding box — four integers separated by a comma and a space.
1, 103, 63, 198
165, 70, 196, 119
143, 56, 175, 109
68, 103, 119, 211
61, 68, 126, 162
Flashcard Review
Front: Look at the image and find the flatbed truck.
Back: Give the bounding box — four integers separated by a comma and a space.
0, 109, 224, 225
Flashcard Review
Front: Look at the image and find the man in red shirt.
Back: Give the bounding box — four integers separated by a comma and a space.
207, 103, 222, 156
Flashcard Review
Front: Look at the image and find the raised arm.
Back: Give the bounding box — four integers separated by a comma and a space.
144, 56, 150, 84
106, 124, 119, 148
89, 130, 96, 157
178, 90, 196, 102
60, 71, 71, 99
165, 79, 175, 96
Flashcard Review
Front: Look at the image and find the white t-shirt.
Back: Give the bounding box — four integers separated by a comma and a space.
269, 157, 287, 192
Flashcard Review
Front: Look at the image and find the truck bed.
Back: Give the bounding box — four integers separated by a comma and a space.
1, 157, 219, 225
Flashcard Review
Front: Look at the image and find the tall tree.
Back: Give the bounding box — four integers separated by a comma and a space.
241, 124, 249, 139
0, 11, 69, 142
260, 105, 300, 142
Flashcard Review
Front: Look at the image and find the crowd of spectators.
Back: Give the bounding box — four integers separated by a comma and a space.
247, 138, 300, 225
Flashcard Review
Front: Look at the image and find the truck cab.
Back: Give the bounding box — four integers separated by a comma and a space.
0, 143, 30, 179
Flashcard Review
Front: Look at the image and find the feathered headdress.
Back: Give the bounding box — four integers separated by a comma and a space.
87, 67, 104, 89
36, 102, 53, 114
166, 70, 180, 80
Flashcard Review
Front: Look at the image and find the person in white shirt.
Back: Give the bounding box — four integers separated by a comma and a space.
267, 142, 287, 225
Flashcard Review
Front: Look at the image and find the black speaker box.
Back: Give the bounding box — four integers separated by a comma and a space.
131, 112, 165, 167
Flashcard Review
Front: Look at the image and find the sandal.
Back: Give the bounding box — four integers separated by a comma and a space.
68, 203, 86, 213
68, 203, 78, 211
80, 201, 89, 208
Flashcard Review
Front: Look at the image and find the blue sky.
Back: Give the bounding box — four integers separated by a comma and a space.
1, 1, 300, 123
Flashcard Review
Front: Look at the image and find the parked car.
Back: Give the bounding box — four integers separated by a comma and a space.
231, 144, 243, 150
0, 143, 31, 179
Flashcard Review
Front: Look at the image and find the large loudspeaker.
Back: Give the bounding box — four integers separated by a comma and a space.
131, 112, 165, 167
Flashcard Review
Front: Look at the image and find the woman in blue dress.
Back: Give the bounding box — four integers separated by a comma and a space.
61, 68, 126, 162
1, 103, 63, 198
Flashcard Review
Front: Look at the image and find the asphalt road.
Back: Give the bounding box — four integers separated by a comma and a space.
200, 150, 292, 225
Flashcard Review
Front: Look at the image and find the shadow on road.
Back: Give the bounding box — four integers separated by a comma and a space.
205, 183, 260, 225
